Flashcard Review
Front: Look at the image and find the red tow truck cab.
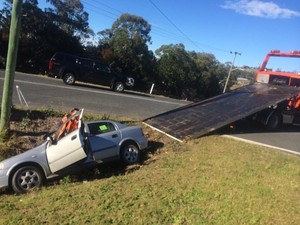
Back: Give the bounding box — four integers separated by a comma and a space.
256, 50, 300, 86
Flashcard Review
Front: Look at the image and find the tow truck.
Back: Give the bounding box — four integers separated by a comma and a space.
254, 50, 300, 129
144, 50, 300, 142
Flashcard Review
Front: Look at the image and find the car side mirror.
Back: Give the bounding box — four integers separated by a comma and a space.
47, 136, 57, 145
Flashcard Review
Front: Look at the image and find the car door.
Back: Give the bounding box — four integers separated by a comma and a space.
93, 63, 113, 86
86, 121, 121, 161
79, 59, 94, 83
46, 109, 87, 173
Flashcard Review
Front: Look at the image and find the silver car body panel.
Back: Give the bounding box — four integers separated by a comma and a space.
89, 131, 120, 161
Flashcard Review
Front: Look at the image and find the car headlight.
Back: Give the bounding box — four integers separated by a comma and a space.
0, 163, 4, 170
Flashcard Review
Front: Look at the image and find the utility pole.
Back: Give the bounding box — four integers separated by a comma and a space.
223, 51, 241, 93
0, 0, 22, 136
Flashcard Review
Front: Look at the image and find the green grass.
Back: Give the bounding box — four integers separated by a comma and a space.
1, 134, 300, 225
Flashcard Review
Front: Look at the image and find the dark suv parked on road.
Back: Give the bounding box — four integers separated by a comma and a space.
48, 52, 134, 92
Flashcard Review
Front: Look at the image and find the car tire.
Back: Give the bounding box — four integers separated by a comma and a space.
113, 82, 125, 92
121, 143, 140, 165
266, 111, 282, 130
11, 166, 44, 193
63, 73, 76, 85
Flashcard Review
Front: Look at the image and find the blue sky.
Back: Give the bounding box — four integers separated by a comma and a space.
39, 0, 300, 70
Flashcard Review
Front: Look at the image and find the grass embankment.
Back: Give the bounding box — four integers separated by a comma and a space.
0, 109, 300, 224
1, 137, 300, 224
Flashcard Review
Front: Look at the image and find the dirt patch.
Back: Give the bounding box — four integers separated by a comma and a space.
1, 108, 61, 157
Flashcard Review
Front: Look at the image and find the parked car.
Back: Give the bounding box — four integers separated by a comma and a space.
0, 109, 148, 193
48, 52, 134, 92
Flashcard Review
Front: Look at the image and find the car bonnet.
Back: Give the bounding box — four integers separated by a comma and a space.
0, 142, 48, 169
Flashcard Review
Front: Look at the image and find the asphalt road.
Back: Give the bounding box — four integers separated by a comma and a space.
218, 120, 300, 155
0, 70, 299, 154
0, 70, 189, 120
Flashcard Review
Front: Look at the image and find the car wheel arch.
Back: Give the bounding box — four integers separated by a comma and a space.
119, 138, 135, 145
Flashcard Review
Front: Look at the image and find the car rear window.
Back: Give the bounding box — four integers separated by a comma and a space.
87, 122, 116, 135
81, 59, 94, 69
52, 53, 64, 62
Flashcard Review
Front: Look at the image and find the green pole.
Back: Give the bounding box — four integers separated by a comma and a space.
0, 0, 22, 134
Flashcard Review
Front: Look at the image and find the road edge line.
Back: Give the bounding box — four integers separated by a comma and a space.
222, 135, 300, 156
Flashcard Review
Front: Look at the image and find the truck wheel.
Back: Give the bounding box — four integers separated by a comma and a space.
266, 111, 282, 130
63, 73, 75, 85
113, 82, 125, 92
11, 166, 44, 193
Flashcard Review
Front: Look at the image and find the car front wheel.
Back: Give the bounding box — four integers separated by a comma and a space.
113, 82, 125, 92
63, 73, 76, 85
121, 143, 140, 165
11, 166, 44, 193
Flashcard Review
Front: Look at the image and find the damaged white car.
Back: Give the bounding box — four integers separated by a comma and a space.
0, 109, 148, 193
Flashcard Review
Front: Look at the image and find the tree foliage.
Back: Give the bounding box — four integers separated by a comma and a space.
45, 0, 89, 36
155, 44, 225, 100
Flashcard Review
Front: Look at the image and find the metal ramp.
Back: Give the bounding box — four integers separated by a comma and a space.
144, 83, 300, 142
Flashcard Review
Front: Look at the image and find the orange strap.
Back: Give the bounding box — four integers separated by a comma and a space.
57, 125, 65, 140
56, 115, 68, 140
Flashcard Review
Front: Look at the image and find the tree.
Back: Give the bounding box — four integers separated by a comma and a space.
190, 52, 224, 98
18, 0, 82, 72
155, 44, 199, 99
45, 0, 89, 37
155, 45, 225, 100
0, 0, 13, 65
98, 13, 156, 91
0, 0, 89, 74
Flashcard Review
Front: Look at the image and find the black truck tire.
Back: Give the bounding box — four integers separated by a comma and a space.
266, 111, 282, 130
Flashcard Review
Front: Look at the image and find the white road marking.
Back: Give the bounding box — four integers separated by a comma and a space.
223, 134, 300, 156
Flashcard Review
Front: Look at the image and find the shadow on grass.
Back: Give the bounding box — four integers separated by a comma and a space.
10, 107, 57, 122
